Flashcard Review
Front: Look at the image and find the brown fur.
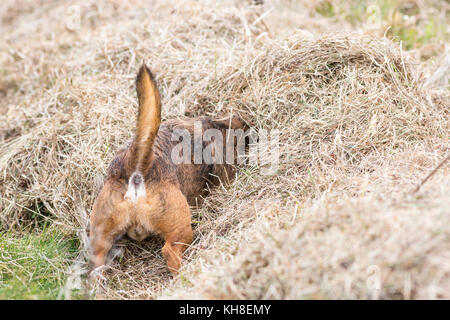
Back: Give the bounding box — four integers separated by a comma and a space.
128, 66, 161, 175
89, 64, 246, 275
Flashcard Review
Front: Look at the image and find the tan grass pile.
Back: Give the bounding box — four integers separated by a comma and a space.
160, 153, 450, 299
0, 0, 448, 299
156, 33, 449, 299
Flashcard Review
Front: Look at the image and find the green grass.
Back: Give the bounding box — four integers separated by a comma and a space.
315, 1, 336, 18
0, 228, 79, 299
314, 0, 448, 51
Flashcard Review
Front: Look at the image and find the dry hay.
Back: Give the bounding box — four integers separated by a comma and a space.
156, 33, 449, 299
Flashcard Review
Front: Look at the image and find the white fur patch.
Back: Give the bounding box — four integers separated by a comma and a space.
124, 172, 146, 204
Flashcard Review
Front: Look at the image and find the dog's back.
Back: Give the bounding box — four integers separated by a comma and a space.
107, 116, 246, 205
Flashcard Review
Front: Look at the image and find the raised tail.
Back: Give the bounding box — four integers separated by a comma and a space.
130, 64, 161, 175
125, 64, 161, 203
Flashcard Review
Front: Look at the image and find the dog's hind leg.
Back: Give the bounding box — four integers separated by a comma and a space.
89, 213, 128, 273
154, 185, 193, 274
162, 228, 193, 274
90, 227, 117, 270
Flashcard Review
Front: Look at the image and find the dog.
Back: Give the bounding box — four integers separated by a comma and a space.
89, 64, 246, 275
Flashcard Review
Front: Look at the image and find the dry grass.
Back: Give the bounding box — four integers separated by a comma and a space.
0, 0, 449, 299
157, 32, 449, 299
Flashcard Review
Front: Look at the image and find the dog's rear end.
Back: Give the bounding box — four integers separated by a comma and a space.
89, 64, 246, 277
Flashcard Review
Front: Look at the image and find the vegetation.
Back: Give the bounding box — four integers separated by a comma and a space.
0, 228, 79, 299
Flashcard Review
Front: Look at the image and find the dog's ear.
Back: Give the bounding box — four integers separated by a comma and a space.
129, 63, 161, 176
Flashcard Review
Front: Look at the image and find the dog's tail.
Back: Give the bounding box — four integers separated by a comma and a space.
129, 64, 161, 177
